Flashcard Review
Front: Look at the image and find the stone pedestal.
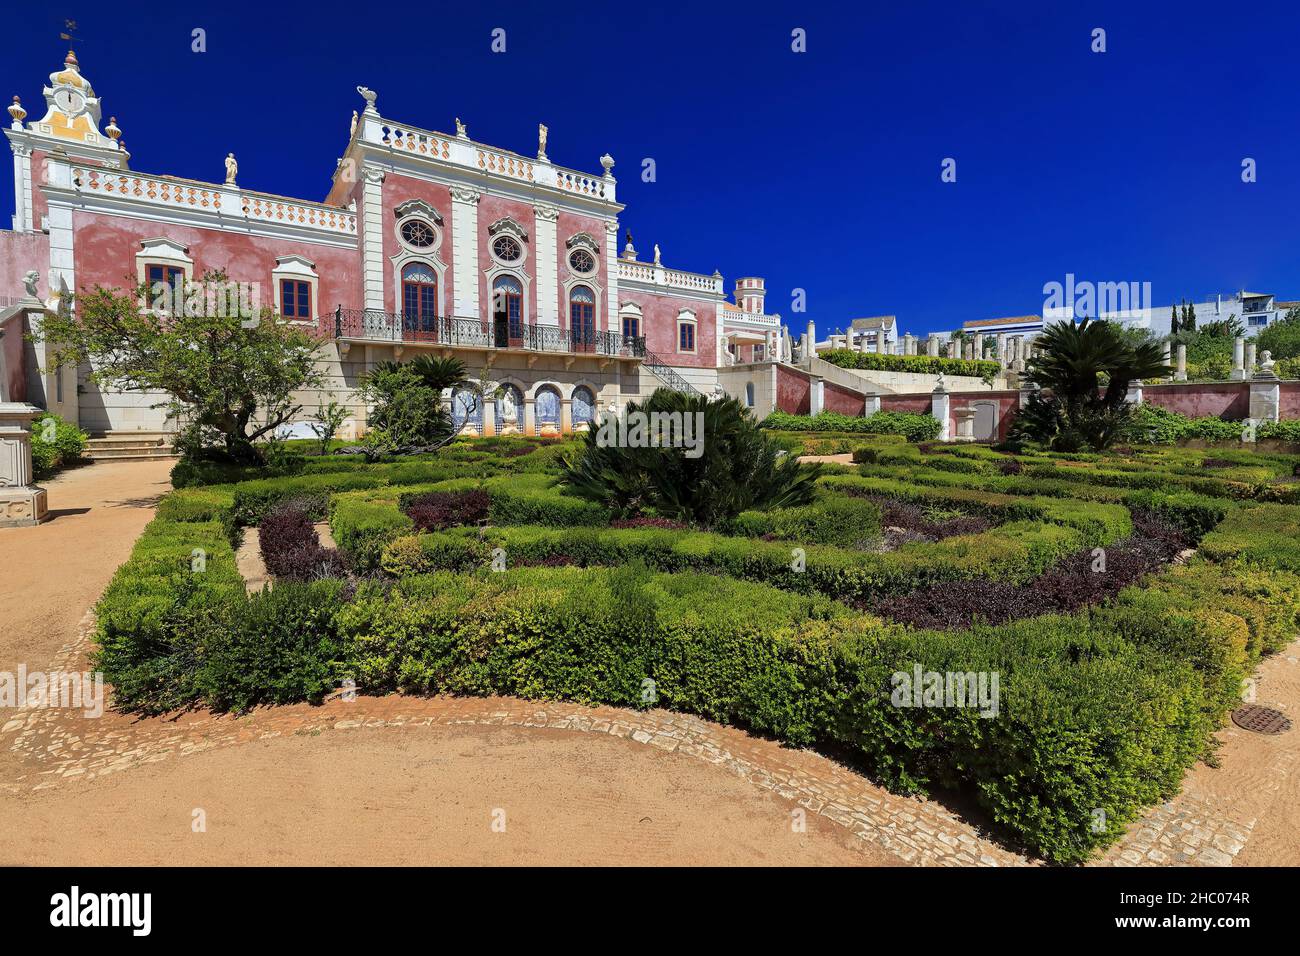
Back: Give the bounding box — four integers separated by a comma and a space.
953, 407, 977, 442
0, 403, 48, 528
480, 397, 497, 437
931, 383, 951, 441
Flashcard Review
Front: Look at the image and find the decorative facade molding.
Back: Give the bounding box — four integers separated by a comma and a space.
393, 198, 443, 224
487, 217, 528, 242
565, 231, 599, 254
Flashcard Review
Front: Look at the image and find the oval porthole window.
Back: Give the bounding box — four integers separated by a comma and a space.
400, 219, 436, 248
492, 235, 523, 263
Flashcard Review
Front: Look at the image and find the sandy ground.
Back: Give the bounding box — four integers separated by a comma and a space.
0, 460, 174, 680
2, 724, 877, 866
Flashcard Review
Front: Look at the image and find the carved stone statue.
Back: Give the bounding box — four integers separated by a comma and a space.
22, 271, 39, 300
500, 387, 517, 422
224, 152, 237, 185
1256, 350, 1279, 380
455, 117, 466, 137
653, 243, 661, 265
350, 110, 358, 137
537, 123, 548, 158
357, 86, 378, 112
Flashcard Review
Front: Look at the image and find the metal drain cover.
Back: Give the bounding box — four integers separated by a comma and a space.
1231, 704, 1292, 735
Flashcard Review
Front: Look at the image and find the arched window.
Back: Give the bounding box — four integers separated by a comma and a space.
572, 386, 596, 429
535, 385, 561, 434
570, 285, 595, 351
495, 383, 524, 435
401, 262, 438, 335
493, 274, 523, 347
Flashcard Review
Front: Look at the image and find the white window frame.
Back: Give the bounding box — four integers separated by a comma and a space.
676, 307, 698, 354
272, 255, 320, 324
135, 238, 193, 314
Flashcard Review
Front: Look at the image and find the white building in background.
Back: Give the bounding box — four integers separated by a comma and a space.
1101, 291, 1293, 338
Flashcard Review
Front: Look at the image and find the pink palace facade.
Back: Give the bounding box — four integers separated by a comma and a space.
0, 51, 793, 438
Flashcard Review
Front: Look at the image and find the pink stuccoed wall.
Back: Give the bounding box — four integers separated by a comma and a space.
380, 173, 454, 315
1142, 382, 1250, 419
1281, 383, 1300, 419
617, 288, 717, 367
950, 390, 1020, 442
775, 363, 812, 414
70, 210, 362, 325
880, 394, 933, 415
0, 230, 49, 299
824, 380, 866, 415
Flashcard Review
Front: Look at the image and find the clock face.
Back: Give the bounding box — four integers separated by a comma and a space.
54, 89, 85, 115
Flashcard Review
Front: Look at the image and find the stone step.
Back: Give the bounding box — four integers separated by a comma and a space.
85, 447, 179, 461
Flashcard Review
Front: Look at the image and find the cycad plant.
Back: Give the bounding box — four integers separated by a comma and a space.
360, 355, 468, 450
1010, 317, 1170, 451
561, 388, 821, 528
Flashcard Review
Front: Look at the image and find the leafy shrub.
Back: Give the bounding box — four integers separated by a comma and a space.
1259, 419, 1300, 444
729, 496, 882, 546
29, 413, 87, 478
817, 348, 1000, 382
761, 410, 942, 441
873, 512, 1189, 629
405, 489, 491, 531
259, 499, 349, 581
199, 580, 348, 712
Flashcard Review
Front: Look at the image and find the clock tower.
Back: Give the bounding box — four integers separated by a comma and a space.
30, 50, 113, 149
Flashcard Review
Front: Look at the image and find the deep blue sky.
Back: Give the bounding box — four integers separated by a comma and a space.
5, 1, 1297, 338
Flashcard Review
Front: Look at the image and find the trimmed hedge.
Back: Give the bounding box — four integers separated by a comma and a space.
93, 434, 1300, 865
761, 410, 942, 441
818, 348, 1001, 382
380, 519, 1086, 603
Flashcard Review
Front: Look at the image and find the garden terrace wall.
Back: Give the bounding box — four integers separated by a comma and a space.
1141, 382, 1251, 419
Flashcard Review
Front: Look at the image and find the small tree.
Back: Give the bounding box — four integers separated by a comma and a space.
35, 271, 321, 463
310, 398, 350, 456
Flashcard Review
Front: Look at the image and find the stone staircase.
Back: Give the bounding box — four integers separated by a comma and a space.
84, 431, 179, 462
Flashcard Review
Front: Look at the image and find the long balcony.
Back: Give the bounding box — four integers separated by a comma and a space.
331, 308, 646, 359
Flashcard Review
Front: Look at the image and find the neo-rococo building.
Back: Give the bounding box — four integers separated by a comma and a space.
1, 50, 797, 438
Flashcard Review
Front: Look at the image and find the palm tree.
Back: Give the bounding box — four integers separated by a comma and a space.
1011, 317, 1170, 451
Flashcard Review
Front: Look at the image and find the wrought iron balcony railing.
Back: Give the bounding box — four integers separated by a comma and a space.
333, 308, 646, 359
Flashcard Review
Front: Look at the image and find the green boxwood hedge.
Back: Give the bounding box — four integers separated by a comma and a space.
817, 348, 1001, 382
